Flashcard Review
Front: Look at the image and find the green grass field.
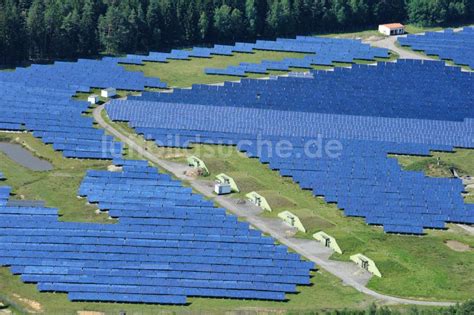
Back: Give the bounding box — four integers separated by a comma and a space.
404, 25, 444, 34
0, 132, 111, 223
392, 149, 474, 178
319, 24, 446, 40
123, 49, 397, 88
124, 50, 308, 88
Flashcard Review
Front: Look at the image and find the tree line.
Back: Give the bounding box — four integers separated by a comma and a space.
1, 0, 473, 66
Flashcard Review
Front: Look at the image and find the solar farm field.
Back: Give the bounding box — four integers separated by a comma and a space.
0, 28, 473, 314
124, 50, 310, 88
0, 135, 370, 314
0, 43, 381, 313
124, 40, 397, 88
101, 119, 474, 302
104, 43, 474, 301
398, 27, 474, 70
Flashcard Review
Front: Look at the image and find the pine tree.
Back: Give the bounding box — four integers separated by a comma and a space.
310, 0, 335, 31
79, 0, 99, 56
214, 4, 233, 41
98, 5, 129, 54
179, 0, 199, 43
198, 11, 209, 40
43, 0, 63, 58
266, 0, 282, 35
147, 0, 162, 49
61, 9, 81, 58
332, 0, 350, 26
266, 0, 293, 35
0, 1, 7, 65
281, 0, 294, 35
128, 8, 140, 52
254, 0, 268, 35
27, 0, 46, 59
159, 0, 177, 45
349, 0, 369, 26
2, 0, 474, 66
245, 0, 257, 36
231, 8, 244, 40
135, 4, 148, 52
1, 0, 28, 65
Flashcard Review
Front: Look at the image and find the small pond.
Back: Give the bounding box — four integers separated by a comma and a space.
0, 143, 53, 171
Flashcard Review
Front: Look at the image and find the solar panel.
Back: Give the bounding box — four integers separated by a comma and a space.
0, 57, 167, 160
398, 27, 474, 69
0, 162, 314, 304
105, 60, 474, 234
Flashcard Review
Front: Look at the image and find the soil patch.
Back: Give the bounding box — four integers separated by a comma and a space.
445, 240, 472, 252
12, 294, 42, 313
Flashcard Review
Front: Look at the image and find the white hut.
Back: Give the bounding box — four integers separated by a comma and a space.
88, 95, 99, 104
378, 23, 405, 36
101, 88, 117, 98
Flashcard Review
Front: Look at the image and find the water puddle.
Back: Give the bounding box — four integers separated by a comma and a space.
0, 143, 53, 171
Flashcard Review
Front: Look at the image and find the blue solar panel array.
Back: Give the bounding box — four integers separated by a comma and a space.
125, 60, 473, 121
107, 103, 472, 148
0, 160, 313, 304
1, 58, 166, 91
118, 36, 389, 74
119, 44, 243, 65
0, 186, 10, 207
398, 27, 474, 69
205, 36, 389, 76
0, 58, 166, 159
106, 60, 474, 234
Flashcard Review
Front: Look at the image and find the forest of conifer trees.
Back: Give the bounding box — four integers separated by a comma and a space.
1, 0, 473, 66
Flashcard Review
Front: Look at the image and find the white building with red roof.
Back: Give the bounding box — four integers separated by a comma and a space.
379, 23, 405, 36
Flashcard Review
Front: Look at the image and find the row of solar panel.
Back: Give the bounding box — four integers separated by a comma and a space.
0, 54, 169, 159
0, 162, 313, 303
0, 248, 308, 270
105, 60, 474, 235
119, 36, 388, 66
0, 234, 290, 255
205, 49, 388, 76
10, 263, 308, 281
0, 221, 264, 239
127, 60, 472, 122
13, 268, 306, 293
398, 27, 474, 69
108, 106, 473, 149
79, 183, 186, 192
